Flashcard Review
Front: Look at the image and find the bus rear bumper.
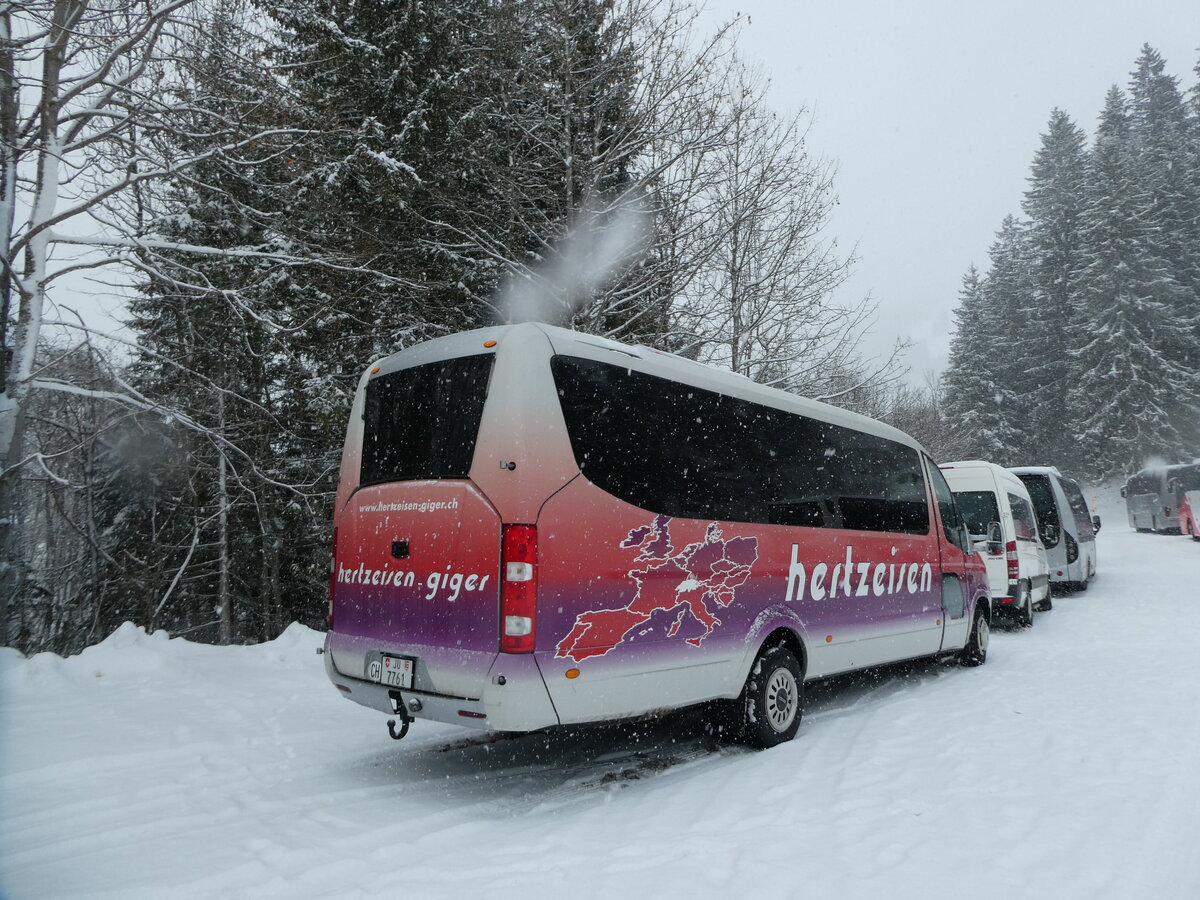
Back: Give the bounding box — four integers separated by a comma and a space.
323, 648, 560, 732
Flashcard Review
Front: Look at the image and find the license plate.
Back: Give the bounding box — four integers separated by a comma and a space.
368, 654, 415, 689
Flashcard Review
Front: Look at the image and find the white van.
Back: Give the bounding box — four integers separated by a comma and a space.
1010, 466, 1100, 591
939, 461, 1051, 625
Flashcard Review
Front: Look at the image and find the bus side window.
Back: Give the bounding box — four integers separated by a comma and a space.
551, 355, 932, 536
1062, 480, 1094, 538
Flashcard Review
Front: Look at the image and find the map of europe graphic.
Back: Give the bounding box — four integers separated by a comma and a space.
555, 515, 759, 662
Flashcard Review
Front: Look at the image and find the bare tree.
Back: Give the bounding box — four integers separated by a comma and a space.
670, 61, 902, 399
0, 0, 312, 645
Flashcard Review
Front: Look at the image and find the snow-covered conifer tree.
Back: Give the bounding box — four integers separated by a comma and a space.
943, 265, 1024, 461
125, 0, 319, 644
1070, 86, 1199, 476
1126, 46, 1200, 376
1020, 109, 1089, 469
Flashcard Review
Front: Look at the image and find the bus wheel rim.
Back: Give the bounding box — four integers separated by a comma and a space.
765, 667, 798, 732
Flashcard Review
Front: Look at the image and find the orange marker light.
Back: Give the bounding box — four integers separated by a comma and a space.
825, 635, 833, 643
483, 339, 497, 348
565, 668, 580, 679
370, 366, 380, 374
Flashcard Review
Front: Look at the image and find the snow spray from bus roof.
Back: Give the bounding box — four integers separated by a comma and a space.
498, 195, 649, 325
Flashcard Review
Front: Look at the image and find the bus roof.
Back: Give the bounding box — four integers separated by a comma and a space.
365, 323, 932, 457
535, 324, 929, 456
1009, 466, 1064, 477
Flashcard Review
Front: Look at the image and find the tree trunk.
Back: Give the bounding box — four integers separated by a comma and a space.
1, 1, 86, 647
216, 391, 232, 644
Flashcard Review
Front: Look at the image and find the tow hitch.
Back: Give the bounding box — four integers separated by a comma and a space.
386, 690, 415, 741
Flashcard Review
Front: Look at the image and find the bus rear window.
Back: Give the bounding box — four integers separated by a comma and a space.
1017, 473, 1060, 536
954, 491, 1001, 537
1126, 471, 1159, 495
361, 355, 494, 485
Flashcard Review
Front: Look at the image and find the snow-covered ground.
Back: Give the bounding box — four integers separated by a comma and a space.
3, 492, 1200, 900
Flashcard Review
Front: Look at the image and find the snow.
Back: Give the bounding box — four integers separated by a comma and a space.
3, 492, 1200, 899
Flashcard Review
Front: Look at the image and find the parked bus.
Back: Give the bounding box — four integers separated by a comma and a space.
1167, 463, 1200, 541
940, 461, 1050, 624
1123, 464, 1193, 533
1010, 467, 1100, 591
322, 324, 992, 748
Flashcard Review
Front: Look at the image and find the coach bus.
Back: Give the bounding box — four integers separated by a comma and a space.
1011, 467, 1100, 591
322, 324, 992, 748
1123, 464, 1196, 534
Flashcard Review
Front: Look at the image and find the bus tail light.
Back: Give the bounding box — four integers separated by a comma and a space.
1006, 540, 1019, 581
1065, 532, 1078, 564
501, 525, 537, 653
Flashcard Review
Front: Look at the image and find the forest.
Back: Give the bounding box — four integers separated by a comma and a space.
942, 45, 1200, 478
1, 1, 1197, 655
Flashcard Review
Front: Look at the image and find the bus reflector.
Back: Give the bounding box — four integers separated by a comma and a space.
566, 668, 580, 679
1006, 541, 1019, 581
501, 525, 537, 653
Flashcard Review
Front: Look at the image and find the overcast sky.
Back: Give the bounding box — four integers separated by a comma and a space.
700, 0, 1200, 383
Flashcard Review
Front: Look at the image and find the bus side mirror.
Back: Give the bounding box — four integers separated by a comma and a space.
1093, 515, 1101, 533
986, 521, 1003, 555
1040, 523, 1059, 546
1120, 486, 1127, 498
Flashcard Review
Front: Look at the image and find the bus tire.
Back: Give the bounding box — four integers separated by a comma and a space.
960, 605, 989, 667
740, 645, 803, 749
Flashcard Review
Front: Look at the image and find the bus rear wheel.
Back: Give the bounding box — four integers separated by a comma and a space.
740, 645, 803, 749
960, 605, 989, 667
